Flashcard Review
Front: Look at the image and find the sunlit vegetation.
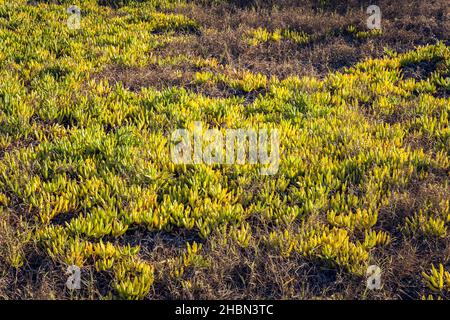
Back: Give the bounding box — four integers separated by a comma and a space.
422, 264, 450, 298
346, 25, 383, 39
0, 0, 448, 299
247, 27, 312, 46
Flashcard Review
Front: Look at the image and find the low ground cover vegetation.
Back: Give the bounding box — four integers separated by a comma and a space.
0, 0, 448, 299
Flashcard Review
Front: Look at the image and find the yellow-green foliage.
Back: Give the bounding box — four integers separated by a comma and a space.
247, 27, 311, 46
195, 70, 269, 92
347, 25, 383, 39
0, 213, 32, 269
0, 0, 448, 299
267, 226, 391, 274
422, 264, 450, 298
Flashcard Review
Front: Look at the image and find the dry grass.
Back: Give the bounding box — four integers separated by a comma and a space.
166, 0, 448, 77
92, 0, 448, 93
